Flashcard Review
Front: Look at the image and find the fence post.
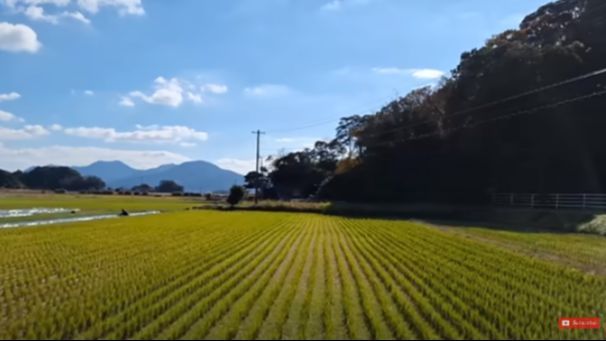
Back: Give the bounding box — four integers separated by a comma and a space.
510, 193, 514, 206
583, 193, 587, 209
531, 193, 535, 209
555, 193, 559, 209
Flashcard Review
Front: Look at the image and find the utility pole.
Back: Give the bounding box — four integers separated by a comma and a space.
252, 129, 265, 204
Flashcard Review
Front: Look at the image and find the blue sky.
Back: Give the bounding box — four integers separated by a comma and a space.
0, 0, 547, 174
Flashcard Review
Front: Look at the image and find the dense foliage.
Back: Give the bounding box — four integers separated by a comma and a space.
0, 166, 106, 191
227, 185, 246, 207
0, 170, 23, 189
155, 180, 184, 193
267, 0, 606, 203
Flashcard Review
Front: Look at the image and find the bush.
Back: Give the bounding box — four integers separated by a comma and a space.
226, 186, 246, 208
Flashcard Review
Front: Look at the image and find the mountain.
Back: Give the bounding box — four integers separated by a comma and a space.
74, 161, 139, 183
73, 160, 243, 192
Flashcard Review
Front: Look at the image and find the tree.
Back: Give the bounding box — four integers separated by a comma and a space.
19, 166, 105, 191
0, 170, 23, 188
155, 180, 184, 193
226, 185, 245, 208
317, 0, 606, 202
132, 184, 154, 193
244, 166, 272, 198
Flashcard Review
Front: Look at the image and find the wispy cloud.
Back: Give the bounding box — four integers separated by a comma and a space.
63, 124, 209, 145
3, 0, 143, 25
0, 125, 49, 140
215, 158, 255, 175
0, 92, 21, 102
0, 110, 25, 123
372, 67, 445, 79
0, 144, 191, 171
243, 84, 292, 98
122, 76, 228, 108
320, 0, 371, 12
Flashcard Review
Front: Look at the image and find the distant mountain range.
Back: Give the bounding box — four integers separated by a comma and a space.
73, 160, 243, 192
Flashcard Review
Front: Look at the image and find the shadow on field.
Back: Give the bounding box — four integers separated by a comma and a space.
195, 201, 605, 236
326, 203, 606, 235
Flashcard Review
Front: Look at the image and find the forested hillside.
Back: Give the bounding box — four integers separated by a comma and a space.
257, 0, 606, 203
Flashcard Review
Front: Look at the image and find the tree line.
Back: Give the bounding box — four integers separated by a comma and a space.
0, 166, 187, 194
247, 0, 606, 203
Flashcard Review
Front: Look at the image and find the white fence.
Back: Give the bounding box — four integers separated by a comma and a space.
492, 193, 606, 210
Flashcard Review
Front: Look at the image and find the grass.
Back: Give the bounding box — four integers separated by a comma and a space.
0, 192, 605, 339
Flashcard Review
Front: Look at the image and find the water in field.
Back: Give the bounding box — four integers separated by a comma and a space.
0, 208, 79, 218
0, 210, 160, 229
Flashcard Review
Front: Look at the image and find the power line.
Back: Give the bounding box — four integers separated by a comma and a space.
265, 93, 405, 134
362, 88, 606, 149
261, 5, 606, 155
360, 65, 606, 140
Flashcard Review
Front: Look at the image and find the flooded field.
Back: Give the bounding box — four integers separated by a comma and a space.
0, 210, 160, 229
0, 207, 79, 218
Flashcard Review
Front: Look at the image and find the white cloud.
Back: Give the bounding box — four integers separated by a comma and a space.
372, 67, 445, 80
0, 124, 49, 140
4, 0, 138, 25
320, 0, 342, 12
0, 22, 41, 53
409, 68, 445, 80
24, 5, 59, 24
186, 92, 202, 104
0, 92, 21, 102
215, 158, 255, 175
63, 124, 209, 145
244, 84, 291, 98
118, 96, 135, 107
0, 145, 190, 171
84, 89, 94, 95
49, 123, 63, 131
371, 67, 408, 75
63, 11, 90, 24
0, 110, 25, 123
201, 83, 228, 94
320, 0, 371, 12
76, 0, 144, 16
129, 77, 186, 107
123, 77, 227, 108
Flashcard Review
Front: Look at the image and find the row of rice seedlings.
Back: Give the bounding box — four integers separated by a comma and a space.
376, 220, 606, 339
350, 219, 498, 339
329, 219, 372, 340
0, 215, 232, 338
333, 222, 398, 339
208, 220, 318, 340
239, 218, 319, 340
278, 220, 320, 339
320, 219, 348, 340
344, 218, 484, 339
127, 221, 298, 340
158, 224, 303, 339
303, 218, 328, 340
26, 214, 264, 336
336, 218, 447, 340
102, 219, 291, 339
376, 221, 565, 338
76, 215, 273, 339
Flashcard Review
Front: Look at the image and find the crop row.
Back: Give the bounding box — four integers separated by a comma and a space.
0, 211, 604, 339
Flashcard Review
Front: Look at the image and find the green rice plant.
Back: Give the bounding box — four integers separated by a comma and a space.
0, 200, 605, 340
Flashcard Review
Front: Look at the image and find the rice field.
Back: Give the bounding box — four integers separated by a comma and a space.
0, 207, 605, 339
